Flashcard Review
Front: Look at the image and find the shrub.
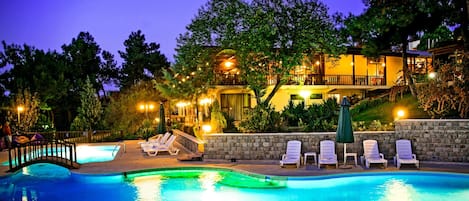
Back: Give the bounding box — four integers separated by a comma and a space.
222, 112, 238, 132
281, 100, 307, 127
350, 97, 387, 116
303, 98, 339, 132
238, 103, 283, 133
210, 100, 227, 133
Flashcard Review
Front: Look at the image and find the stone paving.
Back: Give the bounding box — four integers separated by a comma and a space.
1, 140, 468, 177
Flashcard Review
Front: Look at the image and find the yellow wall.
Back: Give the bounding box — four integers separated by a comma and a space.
208, 53, 421, 114
324, 55, 353, 75
386, 56, 403, 86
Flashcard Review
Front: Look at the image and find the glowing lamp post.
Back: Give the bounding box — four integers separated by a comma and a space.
17, 106, 24, 126
299, 90, 311, 106
394, 108, 407, 121
202, 124, 212, 134
139, 103, 155, 119
428, 72, 437, 79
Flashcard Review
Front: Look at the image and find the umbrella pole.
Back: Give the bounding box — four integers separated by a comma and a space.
343, 143, 347, 166
339, 143, 352, 169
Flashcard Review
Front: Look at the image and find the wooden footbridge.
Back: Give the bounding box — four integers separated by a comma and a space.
7, 139, 80, 172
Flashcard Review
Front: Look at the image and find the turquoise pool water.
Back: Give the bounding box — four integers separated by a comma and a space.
1, 145, 120, 166
0, 164, 468, 201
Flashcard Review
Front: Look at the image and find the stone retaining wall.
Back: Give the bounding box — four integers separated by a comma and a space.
203, 119, 469, 162
395, 119, 469, 162
173, 129, 203, 153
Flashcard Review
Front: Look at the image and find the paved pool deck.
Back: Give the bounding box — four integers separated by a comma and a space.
1, 140, 469, 177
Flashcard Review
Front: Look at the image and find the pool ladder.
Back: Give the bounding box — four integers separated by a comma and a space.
112, 142, 126, 157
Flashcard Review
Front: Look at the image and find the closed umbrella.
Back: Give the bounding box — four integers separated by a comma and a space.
336, 96, 354, 167
157, 103, 167, 134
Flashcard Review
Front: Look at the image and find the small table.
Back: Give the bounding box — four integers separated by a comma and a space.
344, 152, 358, 166
304, 152, 317, 165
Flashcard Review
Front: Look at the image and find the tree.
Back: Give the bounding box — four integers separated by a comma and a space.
71, 77, 102, 131
417, 60, 469, 118
14, 88, 40, 132
104, 81, 162, 135
210, 99, 227, 133
118, 30, 170, 89
417, 25, 454, 50
0, 42, 70, 129
62, 32, 102, 91
166, 0, 345, 106
97, 50, 119, 99
344, 0, 454, 96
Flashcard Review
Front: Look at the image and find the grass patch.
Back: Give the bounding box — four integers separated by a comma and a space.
352, 93, 430, 124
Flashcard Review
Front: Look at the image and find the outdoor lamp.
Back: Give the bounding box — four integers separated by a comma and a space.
17, 106, 25, 125
394, 108, 407, 121
202, 124, 212, 134
428, 72, 437, 79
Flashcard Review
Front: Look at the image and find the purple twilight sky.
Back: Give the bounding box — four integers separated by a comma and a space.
0, 0, 365, 63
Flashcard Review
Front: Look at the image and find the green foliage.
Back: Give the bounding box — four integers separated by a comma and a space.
344, 0, 455, 96
103, 81, 162, 135
155, 38, 217, 102
137, 119, 154, 140
417, 25, 454, 50
119, 30, 170, 90
174, 0, 346, 106
0, 32, 119, 130
352, 93, 429, 126
210, 99, 227, 133
238, 104, 282, 133
302, 98, 339, 132
281, 100, 306, 127
14, 88, 41, 132
350, 97, 387, 116
352, 120, 394, 131
222, 112, 238, 133
71, 77, 102, 131
417, 60, 469, 118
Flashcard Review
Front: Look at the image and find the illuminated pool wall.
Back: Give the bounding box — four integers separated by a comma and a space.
200, 119, 469, 162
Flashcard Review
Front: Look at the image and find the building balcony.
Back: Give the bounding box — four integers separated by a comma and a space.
287, 74, 386, 86
214, 73, 386, 86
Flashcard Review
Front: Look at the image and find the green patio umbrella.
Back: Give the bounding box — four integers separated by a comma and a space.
336, 96, 354, 166
157, 103, 167, 134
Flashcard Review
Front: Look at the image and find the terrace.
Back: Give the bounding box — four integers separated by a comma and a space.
215, 74, 386, 86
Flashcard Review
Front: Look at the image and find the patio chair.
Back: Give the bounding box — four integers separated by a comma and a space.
394, 139, 419, 168
318, 140, 338, 169
280, 140, 302, 168
144, 135, 180, 156
361, 140, 388, 168
139, 132, 171, 150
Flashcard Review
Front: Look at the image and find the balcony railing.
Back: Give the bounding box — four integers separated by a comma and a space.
215, 74, 246, 85
215, 74, 386, 86
289, 74, 386, 86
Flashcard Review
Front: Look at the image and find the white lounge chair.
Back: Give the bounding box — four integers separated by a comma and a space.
140, 132, 171, 150
143, 135, 180, 156
361, 140, 388, 168
280, 140, 302, 168
318, 140, 338, 169
394, 139, 419, 168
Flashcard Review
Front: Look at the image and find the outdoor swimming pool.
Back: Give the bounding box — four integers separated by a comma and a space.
0, 164, 468, 201
1, 144, 121, 166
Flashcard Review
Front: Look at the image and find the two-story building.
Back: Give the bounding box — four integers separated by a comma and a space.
175, 48, 432, 124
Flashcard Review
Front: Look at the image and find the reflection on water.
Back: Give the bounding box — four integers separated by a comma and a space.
379, 179, 417, 201
133, 175, 164, 201
2, 165, 469, 201
199, 172, 222, 200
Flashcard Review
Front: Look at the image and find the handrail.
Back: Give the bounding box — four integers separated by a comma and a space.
111, 142, 126, 157
7, 139, 79, 172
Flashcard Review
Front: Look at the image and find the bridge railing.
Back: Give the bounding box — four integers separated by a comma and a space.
23, 130, 115, 143
7, 139, 78, 172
